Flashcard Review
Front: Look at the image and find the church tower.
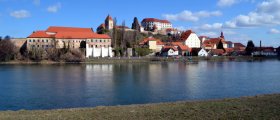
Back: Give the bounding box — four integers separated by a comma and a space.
105, 15, 114, 30
220, 31, 225, 39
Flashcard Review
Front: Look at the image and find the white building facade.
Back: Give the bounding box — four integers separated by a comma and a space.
141, 18, 172, 31
183, 30, 201, 48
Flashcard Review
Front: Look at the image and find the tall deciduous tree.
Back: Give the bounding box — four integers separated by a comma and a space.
245, 40, 255, 55
131, 17, 141, 32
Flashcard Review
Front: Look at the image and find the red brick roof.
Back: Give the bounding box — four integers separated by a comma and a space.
46, 26, 93, 33
142, 18, 171, 23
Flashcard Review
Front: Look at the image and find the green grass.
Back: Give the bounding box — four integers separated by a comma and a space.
0, 94, 279, 120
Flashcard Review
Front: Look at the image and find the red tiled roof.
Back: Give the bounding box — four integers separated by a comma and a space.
142, 18, 171, 23
140, 37, 164, 45
46, 26, 93, 33
55, 32, 110, 39
210, 49, 225, 55
203, 38, 222, 44
178, 45, 190, 51
28, 31, 54, 38
180, 30, 195, 41
106, 15, 113, 21
171, 42, 183, 46
162, 46, 178, 52
234, 43, 245, 48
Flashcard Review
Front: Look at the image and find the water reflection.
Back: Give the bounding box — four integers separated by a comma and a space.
0, 61, 280, 110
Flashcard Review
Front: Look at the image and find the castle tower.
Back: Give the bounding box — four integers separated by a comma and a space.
105, 15, 114, 30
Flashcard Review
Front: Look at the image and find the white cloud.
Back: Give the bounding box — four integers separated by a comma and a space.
10, 10, 31, 19
47, 2, 61, 13
268, 28, 280, 34
199, 32, 219, 38
33, 0, 40, 6
223, 0, 280, 28
194, 23, 223, 31
217, 0, 238, 7
162, 10, 222, 22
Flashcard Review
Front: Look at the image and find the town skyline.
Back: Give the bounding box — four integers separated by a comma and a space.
0, 0, 279, 47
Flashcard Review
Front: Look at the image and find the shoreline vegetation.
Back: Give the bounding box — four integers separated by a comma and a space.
0, 56, 279, 64
0, 94, 279, 119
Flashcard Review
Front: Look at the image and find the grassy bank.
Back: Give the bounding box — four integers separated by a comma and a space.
0, 94, 279, 120
1, 56, 278, 64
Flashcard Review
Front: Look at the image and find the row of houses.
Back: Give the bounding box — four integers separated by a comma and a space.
138, 30, 248, 57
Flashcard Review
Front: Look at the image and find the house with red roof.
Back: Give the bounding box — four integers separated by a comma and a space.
202, 32, 234, 50
161, 46, 179, 56
27, 26, 112, 57
139, 37, 164, 52
180, 30, 201, 48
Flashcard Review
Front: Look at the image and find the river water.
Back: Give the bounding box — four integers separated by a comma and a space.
0, 60, 280, 110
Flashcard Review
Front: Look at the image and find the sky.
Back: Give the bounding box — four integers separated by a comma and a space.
0, 0, 279, 47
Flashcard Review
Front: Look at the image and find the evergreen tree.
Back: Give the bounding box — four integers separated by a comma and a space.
245, 40, 255, 55
0, 36, 2, 41
131, 17, 141, 32
217, 40, 224, 50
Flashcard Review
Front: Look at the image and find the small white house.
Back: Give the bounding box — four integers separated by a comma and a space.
86, 44, 113, 58
198, 48, 209, 56
161, 46, 179, 56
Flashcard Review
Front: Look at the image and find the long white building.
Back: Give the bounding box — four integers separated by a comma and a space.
141, 18, 172, 31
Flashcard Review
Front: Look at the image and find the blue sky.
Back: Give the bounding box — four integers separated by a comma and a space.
0, 0, 279, 47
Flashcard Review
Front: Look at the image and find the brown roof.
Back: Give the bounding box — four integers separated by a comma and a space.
178, 45, 190, 51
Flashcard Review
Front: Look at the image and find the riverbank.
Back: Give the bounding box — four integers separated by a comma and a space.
1, 56, 279, 64
0, 94, 279, 119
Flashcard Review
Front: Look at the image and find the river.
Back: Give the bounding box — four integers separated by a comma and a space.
0, 60, 280, 110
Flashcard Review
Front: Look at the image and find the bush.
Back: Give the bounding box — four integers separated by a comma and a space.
0, 40, 17, 61
135, 47, 151, 56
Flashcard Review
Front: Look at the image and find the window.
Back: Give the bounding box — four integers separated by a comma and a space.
46, 40, 48, 42
100, 40, 102, 42
29, 40, 32, 42
95, 45, 97, 47
38, 40, 40, 42
42, 40, 44, 42
91, 45, 93, 48
46, 45, 49, 48
104, 40, 106, 42
42, 45, 44, 48
91, 39, 93, 42
37, 45, 39, 47
33, 40, 35, 42
96, 40, 98, 42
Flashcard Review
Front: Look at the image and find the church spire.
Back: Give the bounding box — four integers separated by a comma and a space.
220, 31, 224, 39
